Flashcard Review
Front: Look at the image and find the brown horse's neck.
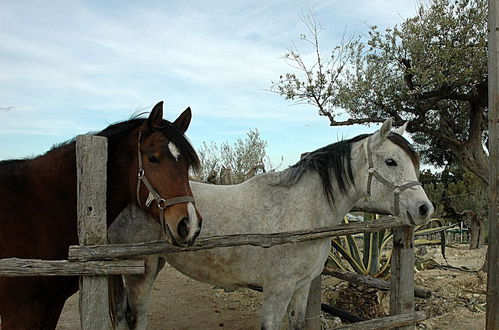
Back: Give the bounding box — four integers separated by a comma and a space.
104, 129, 139, 225
27, 131, 139, 228
30, 143, 77, 189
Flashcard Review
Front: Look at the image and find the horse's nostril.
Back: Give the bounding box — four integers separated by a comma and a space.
419, 204, 429, 217
177, 217, 189, 239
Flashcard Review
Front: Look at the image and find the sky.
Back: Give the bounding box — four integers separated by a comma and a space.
0, 0, 420, 169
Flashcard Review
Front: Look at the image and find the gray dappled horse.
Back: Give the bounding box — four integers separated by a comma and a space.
109, 119, 433, 330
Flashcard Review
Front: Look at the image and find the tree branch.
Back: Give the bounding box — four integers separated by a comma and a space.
327, 117, 385, 126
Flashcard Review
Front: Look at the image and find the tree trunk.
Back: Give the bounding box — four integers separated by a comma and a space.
469, 216, 485, 249
452, 141, 490, 185
478, 218, 485, 247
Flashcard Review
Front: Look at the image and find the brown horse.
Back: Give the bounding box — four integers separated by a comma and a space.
0, 101, 202, 329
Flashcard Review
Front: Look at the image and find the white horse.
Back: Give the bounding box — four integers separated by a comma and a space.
109, 119, 433, 330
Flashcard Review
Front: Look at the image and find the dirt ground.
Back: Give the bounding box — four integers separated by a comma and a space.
56, 244, 487, 330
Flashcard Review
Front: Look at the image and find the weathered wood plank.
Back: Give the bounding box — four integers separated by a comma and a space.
487, 0, 499, 329
390, 226, 415, 330
323, 268, 431, 299
331, 311, 425, 330
76, 135, 110, 330
69, 216, 405, 261
0, 258, 144, 276
305, 276, 322, 330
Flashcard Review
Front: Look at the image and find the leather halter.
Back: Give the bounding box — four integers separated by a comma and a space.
136, 131, 195, 241
365, 139, 421, 218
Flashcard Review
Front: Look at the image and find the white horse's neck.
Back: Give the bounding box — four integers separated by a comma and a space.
266, 139, 369, 229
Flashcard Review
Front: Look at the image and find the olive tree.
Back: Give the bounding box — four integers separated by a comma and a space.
271, 0, 489, 183
197, 129, 269, 184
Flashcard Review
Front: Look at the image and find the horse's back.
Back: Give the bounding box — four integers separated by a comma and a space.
190, 175, 296, 235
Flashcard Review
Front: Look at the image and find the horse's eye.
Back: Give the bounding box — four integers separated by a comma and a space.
147, 155, 160, 164
385, 158, 397, 166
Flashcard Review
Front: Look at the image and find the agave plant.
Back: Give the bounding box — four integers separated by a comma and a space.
328, 215, 450, 278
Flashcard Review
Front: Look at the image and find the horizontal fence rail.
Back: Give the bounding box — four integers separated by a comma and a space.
0, 258, 144, 276
68, 216, 405, 261
323, 268, 431, 299
331, 311, 426, 329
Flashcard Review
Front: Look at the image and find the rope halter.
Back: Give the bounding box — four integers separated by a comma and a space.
136, 131, 195, 241
365, 139, 421, 220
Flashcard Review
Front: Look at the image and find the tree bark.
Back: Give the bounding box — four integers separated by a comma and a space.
469, 215, 485, 249
452, 141, 490, 185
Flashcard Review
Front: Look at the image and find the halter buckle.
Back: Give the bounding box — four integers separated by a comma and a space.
145, 192, 155, 207
394, 186, 401, 194
368, 167, 375, 173
157, 198, 167, 210
138, 168, 145, 179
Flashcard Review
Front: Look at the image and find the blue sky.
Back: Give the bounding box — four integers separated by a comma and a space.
0, 0, 418, 168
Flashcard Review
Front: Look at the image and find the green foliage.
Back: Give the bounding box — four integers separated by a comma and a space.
446, 168, 487, 217
420, 170, 447, 217
197, 129, 269, 184
424, 183, 446, 217
419, 166, 487, 227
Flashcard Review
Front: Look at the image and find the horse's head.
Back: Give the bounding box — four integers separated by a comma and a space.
134, 102, 202, 246
354, 119, 433, 225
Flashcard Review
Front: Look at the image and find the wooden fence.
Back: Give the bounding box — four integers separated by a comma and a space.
0, 134, 428, 329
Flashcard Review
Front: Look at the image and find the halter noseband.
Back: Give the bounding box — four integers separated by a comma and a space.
136, 131, 195, 241
365, 139, 421, 218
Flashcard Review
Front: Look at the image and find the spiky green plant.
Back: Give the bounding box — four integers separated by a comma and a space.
328, 215, 449, 278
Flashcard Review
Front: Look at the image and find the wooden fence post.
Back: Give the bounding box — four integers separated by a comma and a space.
305, 275, 322, 329
390, 226, 415, 330
487, 0, 499, 328
76, 135, 110, 330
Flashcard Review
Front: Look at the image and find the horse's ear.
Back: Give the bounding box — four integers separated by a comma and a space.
146, 101, 164, 130
172, 107, 192, 133
369, 118, 392, 149
394, 121, 408, 136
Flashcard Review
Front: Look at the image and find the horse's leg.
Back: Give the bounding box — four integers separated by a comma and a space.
109, 275, 130, 330
260, 282, 295, 330
286, 281, 313, 330
154, 256, 166, 280
123, 255, 160, 330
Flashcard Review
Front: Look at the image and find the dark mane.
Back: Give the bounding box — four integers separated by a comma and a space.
33, 115, 200, 170
97, 116, 200, 171
276, 132, 419, 208
276, 134, 369, 208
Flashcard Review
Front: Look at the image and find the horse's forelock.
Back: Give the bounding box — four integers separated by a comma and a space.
157, 120, 200, 171
97, 118, 200, 171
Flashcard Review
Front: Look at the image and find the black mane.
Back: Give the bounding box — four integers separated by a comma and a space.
97, 117, 200, 171
4, 115, 200, 171
276, 132, 418, 208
